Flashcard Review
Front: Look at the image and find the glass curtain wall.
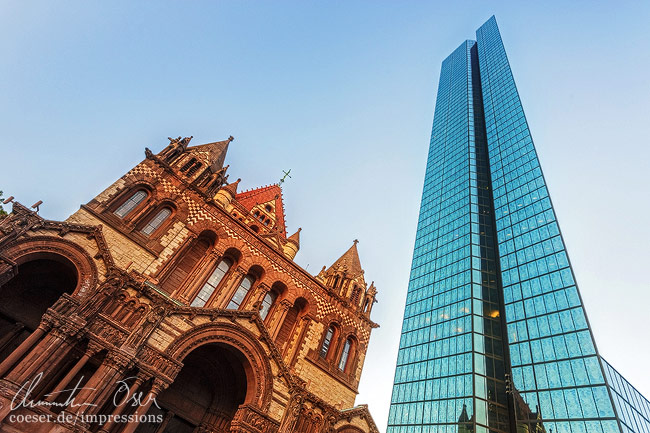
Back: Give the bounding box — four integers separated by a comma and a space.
388, 15, 647, 433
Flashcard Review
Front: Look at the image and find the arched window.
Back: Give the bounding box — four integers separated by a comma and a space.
160, 231, 215, 294
259, 291, 277, 320
320, 326, 335, 358
275, 297, 307, 351
187, 162, 202, 177
141, 207, 172, 236
338, 338, 353, 371
114, 190, 147, 218
351, 286, 361, 304
180, 158, 196, 173
191, 258, 233, 307
227, 274, 256, 309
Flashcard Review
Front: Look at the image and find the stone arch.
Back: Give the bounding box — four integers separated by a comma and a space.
0, 236, 94, 363
166, 321, 274, 411
124, 170, 158, 190
186, 219, 222, 239
283, 285, 318, 317
213, 233, 248, 256
1, 235, 98, 297
105, 179, 157, 217
158, 229, 217, 294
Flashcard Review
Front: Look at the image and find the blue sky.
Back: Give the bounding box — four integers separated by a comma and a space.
2, 1, 649, 429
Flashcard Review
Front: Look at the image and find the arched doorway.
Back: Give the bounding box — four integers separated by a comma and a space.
0, 255, 77, 362
135, 343, 248, 433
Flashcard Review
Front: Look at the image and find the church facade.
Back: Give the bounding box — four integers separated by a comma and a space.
0, 136, 379, 433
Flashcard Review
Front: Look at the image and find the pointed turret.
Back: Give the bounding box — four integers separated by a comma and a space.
361, 281, 377, 315
283, 227, 301, 260
161, 136, 233, 196
457, 404, 474, 433
326, 240, 363, 279
318, 240, 376, 313
185, 136, 233, 172
215, 178, 240, 210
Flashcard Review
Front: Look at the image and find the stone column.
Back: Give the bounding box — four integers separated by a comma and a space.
270, 300, 292, 340
288, 316, 312, 367
96, 374, 148, 433
0, 325, 47, 377
11, 327, 77, 384
78, 350, 133, 413
215, 266, 246, 308
67, 349, 133, 419
244, 283, 268, 311
120, 379, 167, 433
45, 345, 100, 402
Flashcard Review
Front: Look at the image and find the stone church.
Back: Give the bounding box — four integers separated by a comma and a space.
0, 136, 380, 433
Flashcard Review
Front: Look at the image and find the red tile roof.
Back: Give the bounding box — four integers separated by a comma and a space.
235, 184, 287, 237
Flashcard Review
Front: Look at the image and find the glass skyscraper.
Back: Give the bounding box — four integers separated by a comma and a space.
387, 16, 649, 433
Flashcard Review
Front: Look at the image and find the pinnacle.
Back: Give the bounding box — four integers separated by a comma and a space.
223, 178, 241, 195
288, 227, 301, 246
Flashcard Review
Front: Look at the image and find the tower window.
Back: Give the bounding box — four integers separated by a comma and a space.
338, 338, 353, 371
259, 291, 277, 321
320, 326, 335, 359
187, 162, 202, 177
191, 258, 233, 307
114, 190, 147, 218
227, 275, 255, 309
140, 207, 172, 236
180, 158, 197, 173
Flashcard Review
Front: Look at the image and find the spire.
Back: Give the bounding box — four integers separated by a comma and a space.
283, 227, 301, 260
288, 227, 301, 246
458, 404, 471, 423
185, 136, 233, 172
326, 240, 364, 278
223, 178, 241, 196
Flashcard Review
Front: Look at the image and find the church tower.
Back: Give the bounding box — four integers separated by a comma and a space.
0, 136, 380, 433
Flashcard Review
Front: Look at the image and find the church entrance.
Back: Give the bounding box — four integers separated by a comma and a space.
135, 343, 248, 433
0, 256, 77, 362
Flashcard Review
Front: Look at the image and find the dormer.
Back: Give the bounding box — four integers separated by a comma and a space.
233, 184, 287, 237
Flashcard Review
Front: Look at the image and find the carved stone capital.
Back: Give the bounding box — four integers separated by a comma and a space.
231, 404, 279, 433
105, 349, 135, 370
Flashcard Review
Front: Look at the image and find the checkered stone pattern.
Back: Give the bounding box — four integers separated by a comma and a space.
128, 164, 155, 177
315, 296, 369, 342
127, 162, 217, 225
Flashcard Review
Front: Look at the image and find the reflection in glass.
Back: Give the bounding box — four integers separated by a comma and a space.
114, 190, 146, 218
191, 258, 232, 307
227, 275, 255, 309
